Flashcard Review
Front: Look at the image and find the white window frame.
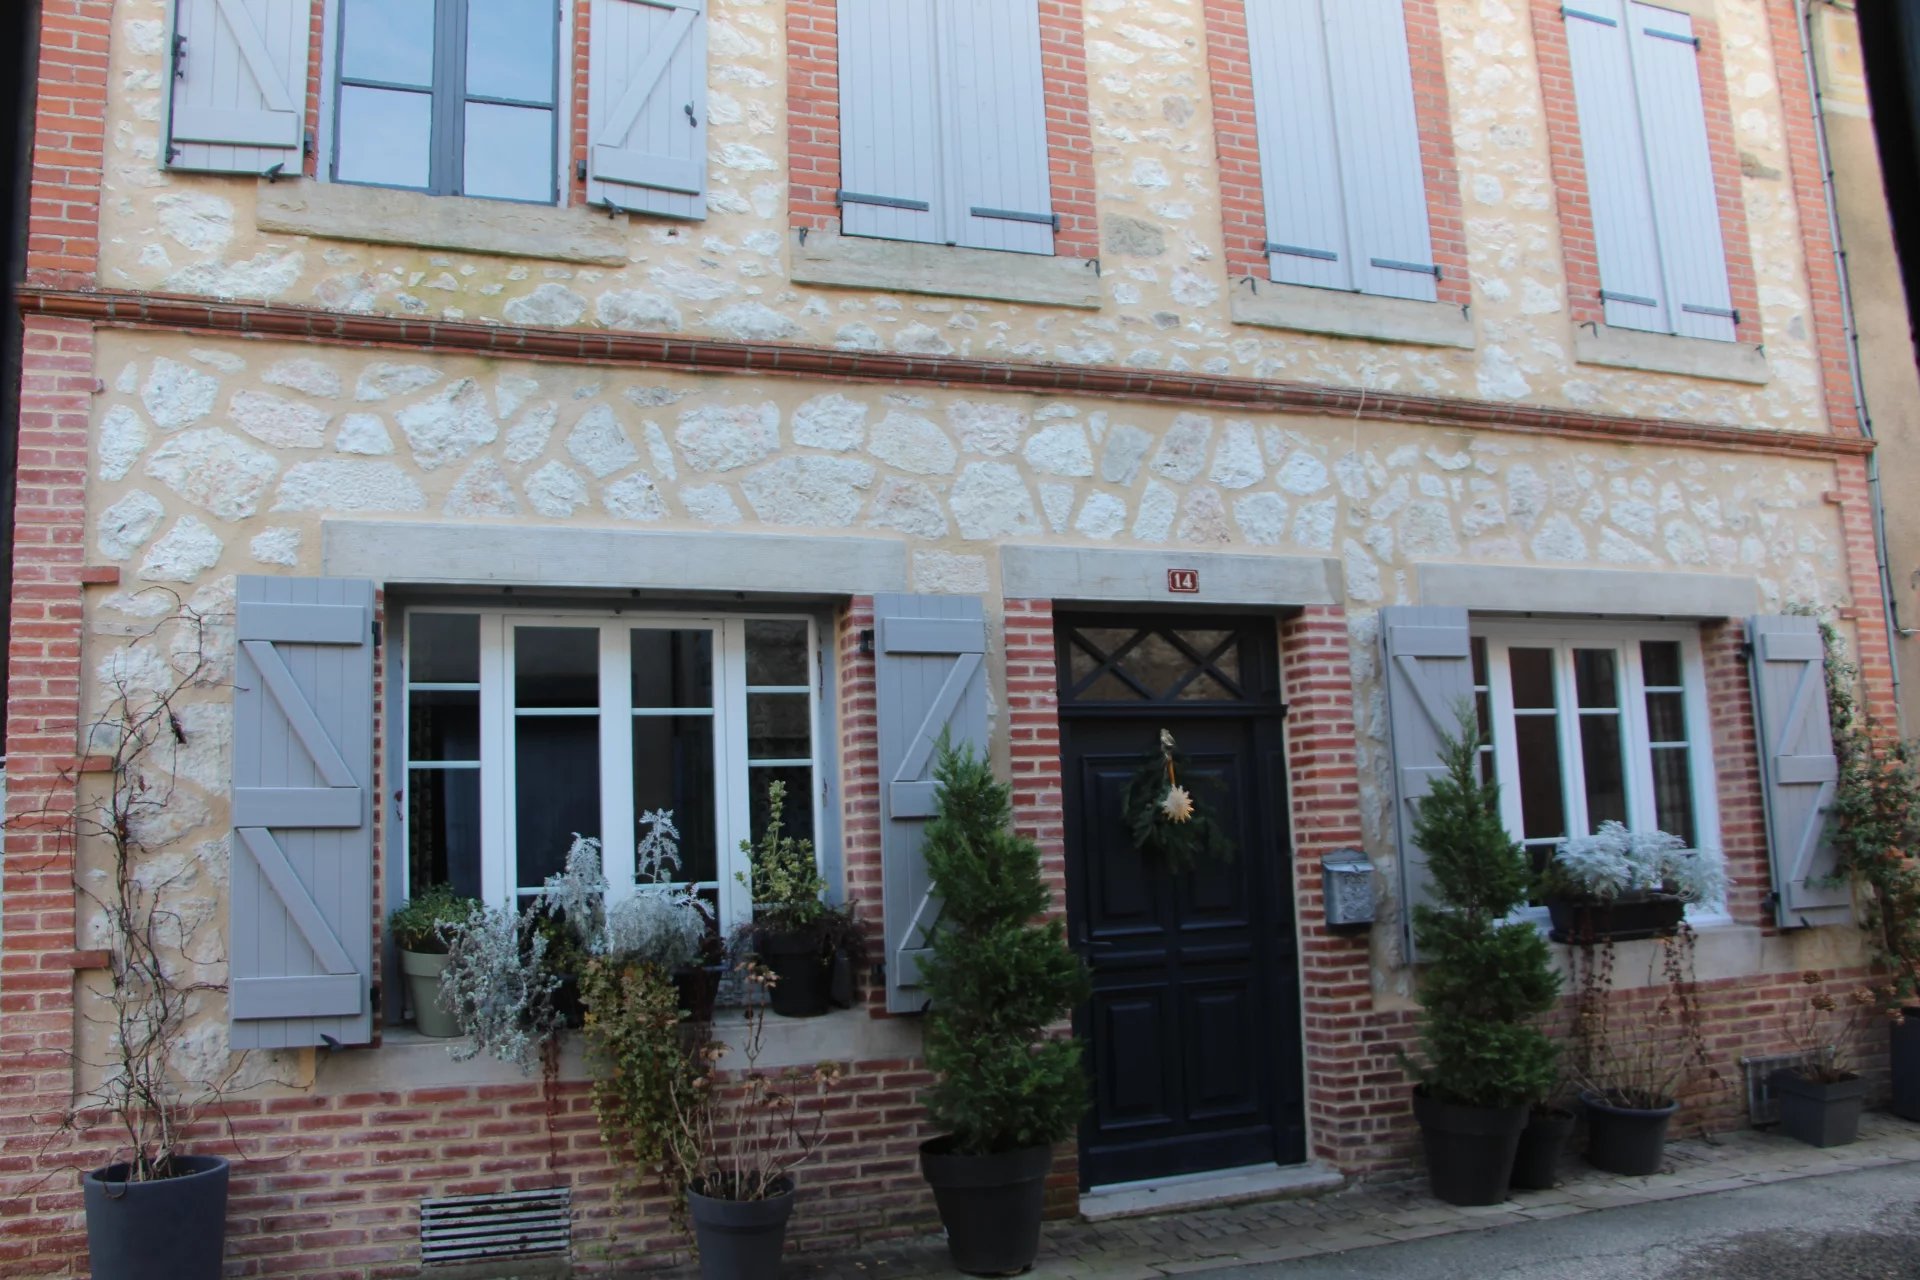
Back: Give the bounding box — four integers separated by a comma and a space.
399, 605, 824, 932
1473, 618, 1726, 925
317, 0, 577, 208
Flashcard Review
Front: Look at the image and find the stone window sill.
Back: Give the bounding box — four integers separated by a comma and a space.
1229, 280, 1475, 349
789, 229, 1103, 309
316, 1003, 920, 1091
255, 180, 633, 267
1573, 323, 1771, 385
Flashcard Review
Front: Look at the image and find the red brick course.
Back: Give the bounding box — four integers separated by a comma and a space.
787, 0, 1098, 258
1203, 0, 1468, 308
24, 0, 111, 287
1531, 0, 1761, 346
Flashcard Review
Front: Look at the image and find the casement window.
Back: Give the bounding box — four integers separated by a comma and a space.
1469, 623, 1722, 906
1561, 0, 1739, 341
165, 0, 711, 219
1242, 0, 1441, 301
331, 0, 562, 203
835, 0, 1059, 256
402, 608, 824, 928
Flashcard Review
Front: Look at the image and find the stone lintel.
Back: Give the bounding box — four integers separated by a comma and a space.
1001, 544, 1344, 607
1417, 562, 1759, 619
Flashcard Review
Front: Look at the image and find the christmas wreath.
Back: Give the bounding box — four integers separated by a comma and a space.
1122, 729, 1236, 871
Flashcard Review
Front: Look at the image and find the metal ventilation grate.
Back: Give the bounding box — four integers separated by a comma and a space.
1741, 1050, 1822, 1126
420, 1187, 571, 1266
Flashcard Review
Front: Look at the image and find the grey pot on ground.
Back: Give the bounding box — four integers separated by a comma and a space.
1412, 1090, 1528, 1206
400, 948, 459, 1037
686, 1177, 795, 1280
1581, 1090, 1677, 1175
1771, 1070, 1865, 1148
919, 1139, 1053, 1276
83, 1155, 229, 1280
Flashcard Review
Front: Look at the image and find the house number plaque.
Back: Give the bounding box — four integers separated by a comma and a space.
1166, 569, 1199, 594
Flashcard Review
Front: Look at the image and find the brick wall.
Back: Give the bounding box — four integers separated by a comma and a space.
1202, 0, 1468, 307
1530, 0, 1761, 346
786, 0, 1098, 258
24, 0, 110, 288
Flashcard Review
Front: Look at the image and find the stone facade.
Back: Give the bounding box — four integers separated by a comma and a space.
0, 0, 1904, 1276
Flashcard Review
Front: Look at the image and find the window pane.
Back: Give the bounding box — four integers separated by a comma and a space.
1645, 691, 1688, 744
466, 0, 556, 102
515, 716, 600, 890
1641, 640, 1683, 688
342, 0, 435, 86
750, 766, 815, 854
746, 620, 809, 686
631, 629, 713, 709
1509, 648, 1556, 710
516, 626, 599, 708
1651, 747, 1697, 847
336, 86, 432, 188
409, 690, 479, 761
410, 613, 479, 683
462, 102, 554, 202
1579, 714, 1627, 829
410, 767, 481, 900
633, 716, 717, 884
1573, 649, 1618, 709
1514, 716, 1566, 841
748, 693, 810, 761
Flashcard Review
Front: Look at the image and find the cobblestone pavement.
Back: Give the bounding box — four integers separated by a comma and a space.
781, 1113, 1920, 1280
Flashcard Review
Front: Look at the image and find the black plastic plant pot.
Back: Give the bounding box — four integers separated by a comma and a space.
758, 930, 831, 1018
1890, 1009, 1920, 1122
1771, 1070, 1865, 1148
1581, 1090, 1677, 1175
1411, 1090, 1527, 1206
672, 962, 726, 1025
919, 1138, 1053, 1276
83, 1155, 230, 1280
687, 1177, 795, 1280
1510, 1106, 1576, 1190
1546, 894, 1685, 944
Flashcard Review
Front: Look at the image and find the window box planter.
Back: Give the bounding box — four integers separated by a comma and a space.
1547, 893, 1686, 944
1771, 1070, 1865, 1148
1580, 1090, 1676, 1175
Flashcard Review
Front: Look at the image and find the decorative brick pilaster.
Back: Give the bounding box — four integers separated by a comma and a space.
1702, 619, 1771, 929
837, 597, 886, 1012
1531, 0, 1761, 346
25, 0, 111, 288
1202, 0, 1468, 307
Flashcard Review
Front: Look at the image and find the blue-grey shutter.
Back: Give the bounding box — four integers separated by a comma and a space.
1564, 0, 1671, 333
836, 0, 944, 246
587, 0, 708, 219
1627, 2, 1736, 342
940, 0, 1054, 256
1746, 615, 1851, 929
875, 594, 989, 1014
165, 0, 307, 175
1381, 606, 1473, 961
230, 576, 377, 1048
1322, 0, 1438, 301
1245, 0, 1351, 291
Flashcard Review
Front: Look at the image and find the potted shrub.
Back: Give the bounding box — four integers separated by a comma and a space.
916, 742, 1090, 1276
1539, 822, 1725, 944
1771, 972, 1878, 1148
1509, 1088, 1576, 1191
389, 884, 480, 1037
674, 962, 841, 1280
738, 780, 865, 1017
617, 809, 722, 1022
1819, 623, 1920, 1119
1408, 714, 1560, 1206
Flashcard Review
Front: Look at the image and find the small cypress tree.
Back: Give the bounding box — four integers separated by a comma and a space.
1412, 712, 1560, 1109
920, 742, 1091, 1154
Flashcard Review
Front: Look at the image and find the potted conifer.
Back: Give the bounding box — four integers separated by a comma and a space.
917, 742, 1090, 1276
1408, 713, 1560, 1206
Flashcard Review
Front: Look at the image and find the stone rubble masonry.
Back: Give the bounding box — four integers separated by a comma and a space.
1529, 0, 1762, 348
786, 0, 1098, 259
1202, 0, 1470, 310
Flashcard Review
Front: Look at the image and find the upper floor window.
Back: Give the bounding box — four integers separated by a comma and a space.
1562, 1, 1738, 341
332, 0, 562, 203
836, 0, 1060, 255
1243, 0, 1441, 300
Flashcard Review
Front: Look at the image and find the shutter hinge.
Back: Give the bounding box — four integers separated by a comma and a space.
1371, 257, 1441, 279
262, 161, 285, 183
371, 619, 383, 649
171, 33, 188, 79
969, 205, 1059, 231
575, 159, 588, 183
1643, 26, 1700, 48
1561, 5, 1618, 26
1681, 303, 1739, 323
1266, 242, 1338, 262
1600, 289, 1660, 308
859, 628, 875, 657
303, 129, 315, 158
838, 190, 932, 213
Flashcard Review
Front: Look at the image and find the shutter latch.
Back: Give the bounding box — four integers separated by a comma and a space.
171, 34, 187, 79
685, 103, 698, 127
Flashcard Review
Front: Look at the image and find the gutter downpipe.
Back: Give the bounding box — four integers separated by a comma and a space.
1797, 0, 1905, 732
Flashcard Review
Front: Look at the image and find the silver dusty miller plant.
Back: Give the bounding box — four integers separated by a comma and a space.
605, 810, 711, 970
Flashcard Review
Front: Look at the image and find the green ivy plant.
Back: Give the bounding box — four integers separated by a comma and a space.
920, 742, 1090, 1154
1410, 711, 1560, 1110
1821, 621, 1920, 1001
580, 958, 704, 1224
